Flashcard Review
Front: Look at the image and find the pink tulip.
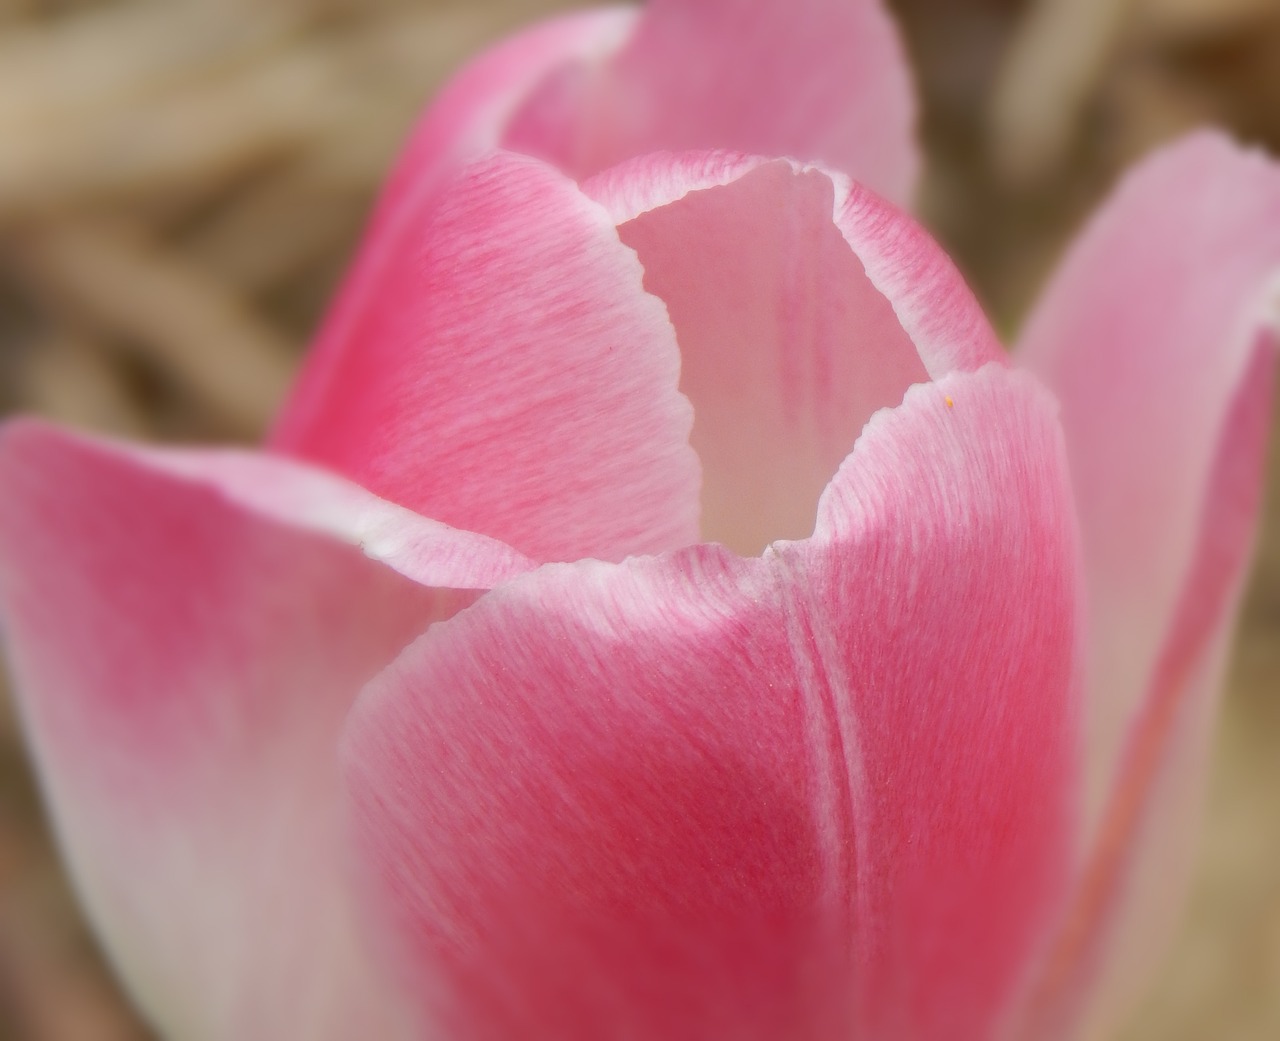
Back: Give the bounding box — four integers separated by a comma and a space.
1, 2, 1277, 1040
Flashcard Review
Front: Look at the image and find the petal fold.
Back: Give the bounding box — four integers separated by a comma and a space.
788, 365, 1083, 1041
272, 150, 700, 564
342, 364, 1081, 1041
0, 421, 532, 1041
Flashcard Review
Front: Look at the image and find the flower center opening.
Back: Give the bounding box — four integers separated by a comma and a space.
616, 162, 927, 555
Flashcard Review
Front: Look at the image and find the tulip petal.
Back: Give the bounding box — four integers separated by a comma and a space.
582, 151, 1002, 553
0, 421, 534, 1041
371, 7, 640, 240
343, 365, 1081, 1041
504, 0, 919, 204
1012, 132, 1280, 1035
345, 8, 639, 375
585, 152, 1004, 377
1056, 339, 1276, 1040
272, 150, 700, 564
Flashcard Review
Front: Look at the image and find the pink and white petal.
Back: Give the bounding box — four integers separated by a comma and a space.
1012, 132, 1280, 1035
585, 152, 1003, 377
503, 0, 919, 205
271, 150, 699, 564
136, 444, 534, 590
582, 151, 1001, 553
347, 546, 852, 1041
831, 180, 1007, 378
370, 6, 639, 241
783, 365, 1083, 1040
1017, 338, 1279, 1040
0, 421, 534, 1041
1066, 338, 1277, 1041
347, 7, 636, 342
342, 365, 1081, 1041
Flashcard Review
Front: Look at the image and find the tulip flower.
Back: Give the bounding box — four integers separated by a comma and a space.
1, 2, 1277, 1040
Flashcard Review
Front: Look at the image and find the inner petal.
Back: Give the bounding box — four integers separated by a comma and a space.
616, 161, 928, 554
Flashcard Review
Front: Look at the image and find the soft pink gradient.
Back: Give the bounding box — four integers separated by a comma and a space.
583, 150, 1001, 552
0, 4, 1278, 1040
344, 367, 1078, 1041
278, 0, 919, 517
0, 422, 533, 1040
1011, 131, 1280, 1039
270, 151, 700, 565
501, 0, 917, 201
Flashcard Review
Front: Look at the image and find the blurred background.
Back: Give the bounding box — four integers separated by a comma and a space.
0, 0, 1276, 1037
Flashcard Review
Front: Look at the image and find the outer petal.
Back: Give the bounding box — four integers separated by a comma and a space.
381, 0, 916, 219
0, 420, 534, 1041
347, 7, 639, 363
370, 7, 640, 241
342, 366, 1081, 1041
1012, 132, 1280, 1036
582, 151, 1003, 553
271, 150, 700, 564
503, 0, 919, 204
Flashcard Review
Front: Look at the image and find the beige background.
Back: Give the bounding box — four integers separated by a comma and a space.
0, 1, 1276, 1037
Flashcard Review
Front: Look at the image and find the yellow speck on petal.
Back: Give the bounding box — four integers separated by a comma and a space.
944, 396, 954, 409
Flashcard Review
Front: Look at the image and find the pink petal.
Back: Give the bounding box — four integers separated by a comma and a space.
0, 420, 534, 1040
581, 151, 1002, 553
793, 367, 1083, 1041
1011, 132, 1280, 1035
370, 7, 639, 241
342, 365, 1081, 1041
504, 0, 919, 204
345, 7, 640, 376
271, 150, 700, 564
1056, 339, 1276, 1041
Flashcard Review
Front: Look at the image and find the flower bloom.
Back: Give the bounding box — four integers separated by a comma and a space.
1, 2, 1277, 1040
